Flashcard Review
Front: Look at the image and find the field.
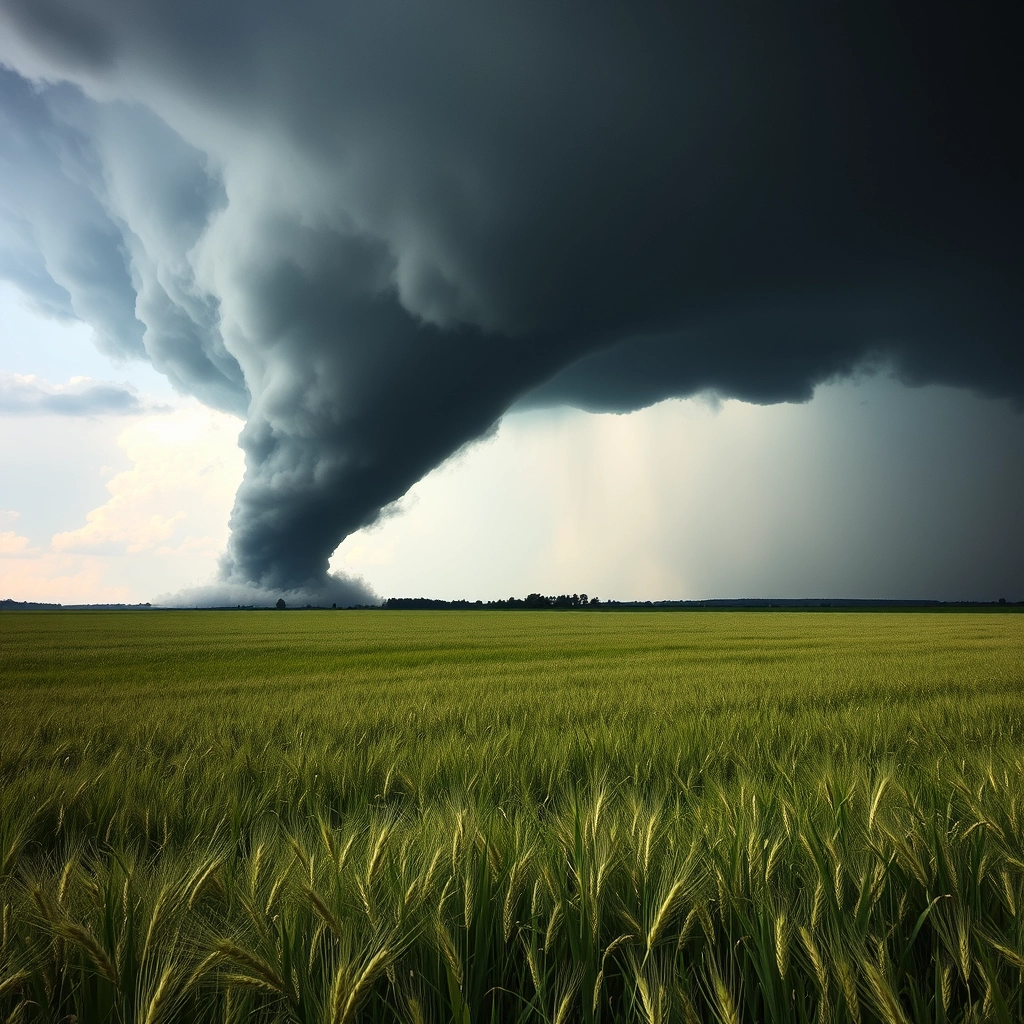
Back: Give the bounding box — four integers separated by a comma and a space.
1, 609, 1023, 1024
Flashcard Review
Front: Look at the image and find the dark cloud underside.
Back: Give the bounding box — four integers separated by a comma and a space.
0, 0, 1021, 599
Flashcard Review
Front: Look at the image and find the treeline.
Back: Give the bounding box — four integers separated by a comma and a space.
380, 595, 1024, 611
0, 598, 153, 610
382, 592, 597, 610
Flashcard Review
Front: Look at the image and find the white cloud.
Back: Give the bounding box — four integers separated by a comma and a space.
0, 530, 37, 556
0, 402, 244, 602
0, 553, 132, 604
52, 511, 186, 555
51, 403, 242, 557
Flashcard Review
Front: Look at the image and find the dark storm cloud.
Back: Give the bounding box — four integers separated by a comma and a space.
0, 71, 143, 354
0, 0, 1021, 601
0, 372, 158, 415
0, 69, 245, 413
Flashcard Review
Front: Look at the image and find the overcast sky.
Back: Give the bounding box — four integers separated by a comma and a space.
0, 1, 1022, 605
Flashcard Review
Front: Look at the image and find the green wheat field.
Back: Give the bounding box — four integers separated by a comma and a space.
1, 609, 1023, 1024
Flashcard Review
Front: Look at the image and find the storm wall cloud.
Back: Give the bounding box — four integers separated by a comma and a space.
0, 0, 1021, 600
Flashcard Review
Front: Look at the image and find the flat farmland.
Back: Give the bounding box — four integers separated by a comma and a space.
1, 610, 1023, 1023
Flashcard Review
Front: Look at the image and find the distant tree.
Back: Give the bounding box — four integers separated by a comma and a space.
276, 598, 286, 610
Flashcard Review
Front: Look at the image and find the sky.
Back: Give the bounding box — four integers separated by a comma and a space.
0, 0, 1022, 605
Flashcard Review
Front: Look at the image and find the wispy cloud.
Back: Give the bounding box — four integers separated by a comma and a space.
0, 373, 167, 416
0, 530, 38, 557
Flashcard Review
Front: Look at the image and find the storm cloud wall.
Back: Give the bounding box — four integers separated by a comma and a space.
0, 0, 1021, 599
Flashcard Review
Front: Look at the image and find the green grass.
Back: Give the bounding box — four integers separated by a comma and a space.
1, 609, 1023, 1023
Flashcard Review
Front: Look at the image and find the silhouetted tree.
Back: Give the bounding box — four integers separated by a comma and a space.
276, 598, 286, 609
